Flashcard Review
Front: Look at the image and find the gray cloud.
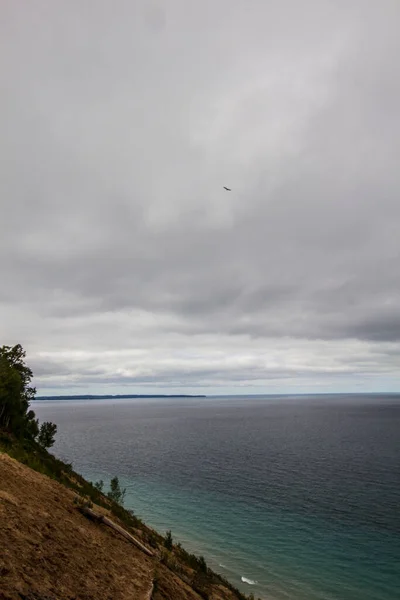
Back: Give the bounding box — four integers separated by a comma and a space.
1, 1, 399, 394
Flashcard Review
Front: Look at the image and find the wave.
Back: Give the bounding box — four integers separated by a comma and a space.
219, 563, 227, 569
241, 576, 258, 585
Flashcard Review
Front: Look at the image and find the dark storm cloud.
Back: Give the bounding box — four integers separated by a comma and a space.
1, 1, 399, 392
346, 314, 400, 343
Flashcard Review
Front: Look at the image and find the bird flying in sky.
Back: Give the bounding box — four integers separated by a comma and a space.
223, 186, 231, 191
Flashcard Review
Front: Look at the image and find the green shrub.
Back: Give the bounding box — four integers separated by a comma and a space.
94, 479, 104, 492
147, 532, 158, 548
197, 555, 208, 573
164, 529, 173, 550
73, 495, 93, 509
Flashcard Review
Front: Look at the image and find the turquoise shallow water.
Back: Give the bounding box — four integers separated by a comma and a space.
34, 395, 400, 599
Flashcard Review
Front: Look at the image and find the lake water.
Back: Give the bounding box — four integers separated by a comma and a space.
34, 394, 400, 599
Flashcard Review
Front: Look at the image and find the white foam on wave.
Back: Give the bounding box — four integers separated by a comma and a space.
241, 576, 257, 585
219, 563, 227, 569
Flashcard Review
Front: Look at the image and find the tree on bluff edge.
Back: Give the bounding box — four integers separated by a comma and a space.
0, 344, 57, 448
107, 476, 126, 505
37, 421, 58, 449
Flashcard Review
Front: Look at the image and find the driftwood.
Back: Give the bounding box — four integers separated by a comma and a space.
144, 581, 155, 600
78, 505, 154, 557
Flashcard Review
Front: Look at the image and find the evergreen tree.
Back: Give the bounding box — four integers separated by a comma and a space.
107, 476, 126, 505
37, 421, 58, 449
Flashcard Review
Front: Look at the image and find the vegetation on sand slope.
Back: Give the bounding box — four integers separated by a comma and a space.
0, 343, 258, 600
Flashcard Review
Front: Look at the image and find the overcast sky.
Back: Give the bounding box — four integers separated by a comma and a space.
1, 0, 399, 396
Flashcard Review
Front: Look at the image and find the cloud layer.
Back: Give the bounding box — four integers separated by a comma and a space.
1, 1, 399, 394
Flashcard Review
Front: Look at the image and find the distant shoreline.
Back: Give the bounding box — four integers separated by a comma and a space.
34, 394, 207, 400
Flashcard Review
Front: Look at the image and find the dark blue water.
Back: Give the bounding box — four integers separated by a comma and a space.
34, 395, 400, 599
